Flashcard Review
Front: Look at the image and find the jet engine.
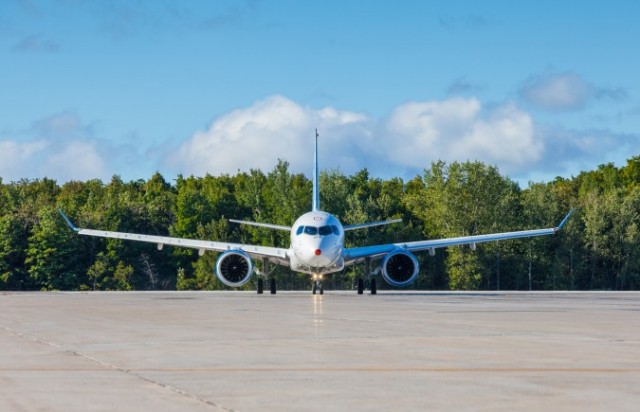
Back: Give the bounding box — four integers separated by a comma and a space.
215, 250, 253, 287
381, 249, 419, 287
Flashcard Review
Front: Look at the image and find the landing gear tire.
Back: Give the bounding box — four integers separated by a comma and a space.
357, 278, 364, 295
257, 278, 264, 294
370, 278, 377, 295
319, 286, 324, 295
270, 278, 277, 294
312, 284, 317, 295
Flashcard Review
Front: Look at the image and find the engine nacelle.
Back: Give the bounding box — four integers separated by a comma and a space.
215, 250, 253, 287
381, 249, 419, 287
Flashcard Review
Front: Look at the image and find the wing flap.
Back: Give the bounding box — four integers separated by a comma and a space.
77, 228, 288, 259
344, 210, 573, 263
344, 228, 556, 263
60, 210, 288, 261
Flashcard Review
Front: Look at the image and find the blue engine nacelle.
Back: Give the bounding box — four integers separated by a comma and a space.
215, 250, 253, 287
381, 249, 419, 287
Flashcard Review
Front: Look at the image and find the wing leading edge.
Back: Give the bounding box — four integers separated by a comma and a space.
59, 211, 289, 264
344, 210, 574, 263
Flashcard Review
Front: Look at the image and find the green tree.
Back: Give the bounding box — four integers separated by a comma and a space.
410, 161, 523, 290
26, 206, 85, 290
0, 213, 30, 290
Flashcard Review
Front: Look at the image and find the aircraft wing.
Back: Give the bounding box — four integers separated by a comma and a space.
59, 211, 289, 264
344, 210, 573, 264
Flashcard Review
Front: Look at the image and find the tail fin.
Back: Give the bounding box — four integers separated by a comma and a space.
312, 129, 320, 211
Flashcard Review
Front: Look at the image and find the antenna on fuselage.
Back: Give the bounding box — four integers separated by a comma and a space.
312, 129, 320, 212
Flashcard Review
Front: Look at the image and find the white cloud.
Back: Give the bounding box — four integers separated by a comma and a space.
526, 126, 640, 182
167, 95, 371, 176
384, 98, 542, 174
45, 140, 107, 181
0, 137, 107, 182
0, 112, 109, 182
518, 71, 627, 112
35, 111, 84, 136
3, 97, 635, 187
519, 72, 593, 111
0, 140, 49, 178
168, 96, 554, 181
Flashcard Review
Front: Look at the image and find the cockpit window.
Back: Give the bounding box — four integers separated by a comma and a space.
303, 226, 318, 235
298, 225, 339, 237
318, 225, 333, 236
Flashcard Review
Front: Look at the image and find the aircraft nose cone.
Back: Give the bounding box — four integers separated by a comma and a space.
315, 249, 322, 256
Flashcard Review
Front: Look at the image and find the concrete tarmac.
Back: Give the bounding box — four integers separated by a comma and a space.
1, 291, 639, 411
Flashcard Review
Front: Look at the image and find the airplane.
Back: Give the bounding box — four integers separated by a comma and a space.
60, 130, 573, 295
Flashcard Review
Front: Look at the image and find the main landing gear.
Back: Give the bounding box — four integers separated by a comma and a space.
257, 258, 277, 295
257, 277, 277, 294
356, 277, 377, 295
357, 258, 378, 295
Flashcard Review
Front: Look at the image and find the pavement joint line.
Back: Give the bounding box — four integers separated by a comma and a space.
0, 323, 63, 349
0, 323, 235, 412
3, 291, 640, 411
68, 348, 238, 412
1, 367, 640, 373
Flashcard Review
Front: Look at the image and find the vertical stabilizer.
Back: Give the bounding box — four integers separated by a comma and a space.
312, 129, 320, 211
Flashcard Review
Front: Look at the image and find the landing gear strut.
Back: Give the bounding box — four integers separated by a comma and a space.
312, 274, 324, 295
258, 258, 276, 295
357, 258, 377, 295
312, 280, 324, 295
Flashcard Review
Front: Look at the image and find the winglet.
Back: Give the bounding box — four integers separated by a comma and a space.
556, 209, 575, 231
58, 210, 80, 232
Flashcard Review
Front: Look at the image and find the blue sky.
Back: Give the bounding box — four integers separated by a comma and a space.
1, 0, 639, 187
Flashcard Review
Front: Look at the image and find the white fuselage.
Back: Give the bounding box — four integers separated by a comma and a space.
288, 211, 345, 275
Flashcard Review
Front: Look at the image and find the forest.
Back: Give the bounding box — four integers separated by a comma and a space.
1, 157, 640, 292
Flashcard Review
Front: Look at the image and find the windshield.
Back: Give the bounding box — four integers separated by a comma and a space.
304, 226, 318, 235
318, 226, 333, 236
297, 225, 339, 237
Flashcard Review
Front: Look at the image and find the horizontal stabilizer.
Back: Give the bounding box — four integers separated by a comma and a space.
229, 219, 291, 231
344, 219, 402, 231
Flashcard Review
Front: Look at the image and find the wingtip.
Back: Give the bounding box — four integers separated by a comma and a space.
58, 209, 80, 232
556, 209, 575, 231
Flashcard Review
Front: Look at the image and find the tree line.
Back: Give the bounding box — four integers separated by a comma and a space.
2, 157, 640, 291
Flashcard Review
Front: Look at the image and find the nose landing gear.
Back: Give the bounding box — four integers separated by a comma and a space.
311, 274, 324, 295
312, 281, 324, 295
